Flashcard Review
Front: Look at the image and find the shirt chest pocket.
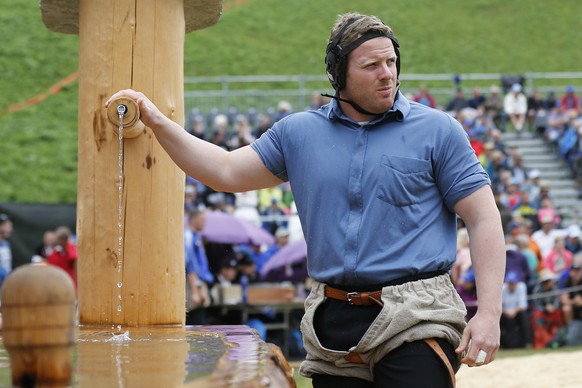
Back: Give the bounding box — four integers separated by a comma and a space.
377, 155, 434, 206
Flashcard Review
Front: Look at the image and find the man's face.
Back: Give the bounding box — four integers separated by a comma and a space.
341, 37, 398, 120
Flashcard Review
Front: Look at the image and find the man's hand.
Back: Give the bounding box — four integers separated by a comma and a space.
106, 89, 167, 130
456, 311, 500, 367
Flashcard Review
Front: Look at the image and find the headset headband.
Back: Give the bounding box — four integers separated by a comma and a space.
325, 21, 400, 91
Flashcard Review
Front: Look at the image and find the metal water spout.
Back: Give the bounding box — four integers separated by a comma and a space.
106, 98, 144, 138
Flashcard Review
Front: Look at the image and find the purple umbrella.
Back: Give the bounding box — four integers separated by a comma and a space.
201, 211, 275, 246
260, 239, 308, 282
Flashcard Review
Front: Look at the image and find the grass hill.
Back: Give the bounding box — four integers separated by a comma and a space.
1, 0, 581, 203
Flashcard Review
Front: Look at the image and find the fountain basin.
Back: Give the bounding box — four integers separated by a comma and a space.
0, 325, 295, 387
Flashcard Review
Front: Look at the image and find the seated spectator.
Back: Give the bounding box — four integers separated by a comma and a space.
543, 235, 574, 275
512, 190, 539, 226
544, 104, 569, 145
565, 224, 582, 254
530, 269, 565, 348
445, 87, 469, 117
467, 87, 486, 110
463, 119, 485, 156
483, 85, 505, 129
503, 83, 527, 134
209, 256, 241, 305
531, 209, 566, 260
260, 197, 288, 236
505, 244, 531, 286
470, 115, 492, 143
455, 268, 478, 322
521, 168, 542, 202
500, 271, 532, 348
31, 230, 56, 264
252, 114, 272, 139
513, 233, 540, 289
502, 178, 521, 211
236, 250, 261, 284
229, 114, 255, 150
527, 89, 545, 132
485, 149, 508, 189
558, 253, 582, 287
560, 85, 581, 114
544, 91, 559, 110
534, 182, 555, 211
413, 84, 437, 108
560, 262, 582, 346
215, 256, 239, 287
508, 151, 528, 185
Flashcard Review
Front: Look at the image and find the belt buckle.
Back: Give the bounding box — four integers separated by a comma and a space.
346, 292, 359, 305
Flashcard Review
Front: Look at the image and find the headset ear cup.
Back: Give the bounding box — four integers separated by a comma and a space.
325, 50, 337, 88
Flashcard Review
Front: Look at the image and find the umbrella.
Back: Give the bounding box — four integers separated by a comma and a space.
201, 211, 275, 246
260, 239, 308, 282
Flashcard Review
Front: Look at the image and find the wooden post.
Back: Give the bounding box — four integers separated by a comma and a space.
40, 0, 222, 327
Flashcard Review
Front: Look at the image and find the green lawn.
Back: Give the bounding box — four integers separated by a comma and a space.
2, 0, 582, 203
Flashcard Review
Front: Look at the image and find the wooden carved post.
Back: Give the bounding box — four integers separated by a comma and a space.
40, 0, 222, 327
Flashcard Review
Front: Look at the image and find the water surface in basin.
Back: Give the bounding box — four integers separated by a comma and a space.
0, 325, 268, 387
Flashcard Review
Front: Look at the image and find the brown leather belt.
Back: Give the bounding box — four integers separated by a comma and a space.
324, 283, 456, 387
324, 285, 384, 306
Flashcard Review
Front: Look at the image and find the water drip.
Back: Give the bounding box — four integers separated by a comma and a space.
117, 108, 124, 324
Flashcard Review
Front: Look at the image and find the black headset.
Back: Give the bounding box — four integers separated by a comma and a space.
325, 20, 400, 91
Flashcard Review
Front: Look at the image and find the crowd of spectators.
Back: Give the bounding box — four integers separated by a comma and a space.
434, 82, 582, 350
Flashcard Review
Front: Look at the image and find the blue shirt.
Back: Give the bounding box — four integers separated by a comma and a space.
251, 92, 489, 285
184, 229, 214, 284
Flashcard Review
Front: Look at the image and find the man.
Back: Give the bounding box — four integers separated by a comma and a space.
483, 85, 504, 129
530, 269, 564, 349
107, 12, 505, 387
46, 226, 78, 288
503, 83, 528, 134
500, 271, 531, 349
184, 209, 214, 325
